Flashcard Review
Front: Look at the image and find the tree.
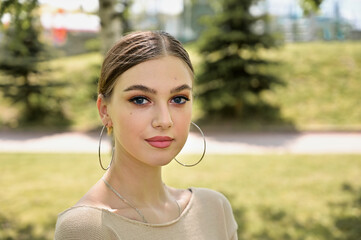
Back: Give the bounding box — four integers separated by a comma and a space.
196, 0, 282, 120
98, 0, 132, 55
299, 0, 323, 16
0, 0, 68, 126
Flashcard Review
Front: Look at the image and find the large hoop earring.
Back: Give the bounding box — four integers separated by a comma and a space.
98, 125, 114, 170
174, 122, 206, 167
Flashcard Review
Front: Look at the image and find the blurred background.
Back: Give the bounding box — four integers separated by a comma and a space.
0, 0, 360, 239
0, 0, 360, 130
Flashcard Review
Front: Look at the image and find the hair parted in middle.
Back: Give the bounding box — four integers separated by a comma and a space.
98, 31, 194, 100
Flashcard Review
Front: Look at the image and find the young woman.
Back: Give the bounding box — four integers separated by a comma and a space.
54, 31, 238, 240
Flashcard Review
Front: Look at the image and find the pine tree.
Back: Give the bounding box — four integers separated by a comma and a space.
0, 0, 68, 125
196, 0, 282, 120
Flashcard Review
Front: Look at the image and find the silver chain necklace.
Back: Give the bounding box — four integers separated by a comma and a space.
102, 178, 181, 223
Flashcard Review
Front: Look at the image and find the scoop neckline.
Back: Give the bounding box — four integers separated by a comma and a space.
60, 187, 195, 227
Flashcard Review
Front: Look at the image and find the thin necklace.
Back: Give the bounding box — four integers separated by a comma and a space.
102, 178, 181, 223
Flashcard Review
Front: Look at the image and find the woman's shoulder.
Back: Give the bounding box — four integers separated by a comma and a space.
190, 187, 235, 220
55, 206, 103, 229
58, 205, 103, 220
54, 206, 110, 240
191, 187, 238, 238
191, 187, 231, 203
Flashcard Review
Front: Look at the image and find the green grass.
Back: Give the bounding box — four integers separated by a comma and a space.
1, 153, 360, 239
260, 41, 361, 130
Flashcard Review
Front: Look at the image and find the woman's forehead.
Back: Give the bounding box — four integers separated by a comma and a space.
114, 56, 193, 91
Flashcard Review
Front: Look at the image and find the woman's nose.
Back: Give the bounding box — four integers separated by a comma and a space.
152, 104, 173, 129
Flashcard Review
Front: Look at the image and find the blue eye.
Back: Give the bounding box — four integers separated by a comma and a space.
171, 96, 190, 104
129, 97, 150, 105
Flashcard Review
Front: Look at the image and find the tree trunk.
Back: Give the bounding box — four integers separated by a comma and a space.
98, 0, 123, 55
23, 73, 32, 112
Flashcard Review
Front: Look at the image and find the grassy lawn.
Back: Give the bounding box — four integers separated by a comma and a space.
1, 153, 360, 239
261, 41, 361, 131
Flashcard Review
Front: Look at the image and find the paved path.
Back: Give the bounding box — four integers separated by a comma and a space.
1, 130, 360, 154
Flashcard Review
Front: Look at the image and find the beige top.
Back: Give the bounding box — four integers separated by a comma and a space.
54, 188, 238, 240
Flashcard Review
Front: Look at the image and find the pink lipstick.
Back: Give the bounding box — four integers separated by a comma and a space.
146, 136, 174, 149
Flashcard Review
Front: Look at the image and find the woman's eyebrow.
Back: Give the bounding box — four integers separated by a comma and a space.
123, 85, 157, 94
170, 84, 192, 94
123, 84, 192, 94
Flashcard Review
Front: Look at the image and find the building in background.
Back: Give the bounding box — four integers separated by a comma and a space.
3, 0, 358, 56
264, 0, 358, 42
39, 4, 100, 55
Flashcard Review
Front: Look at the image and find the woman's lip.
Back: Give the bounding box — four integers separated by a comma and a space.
145, 136, 174, 148
146, 136, 173, 141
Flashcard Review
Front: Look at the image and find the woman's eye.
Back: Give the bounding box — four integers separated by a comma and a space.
129, 97, 150, 105
171, 96, 190, 104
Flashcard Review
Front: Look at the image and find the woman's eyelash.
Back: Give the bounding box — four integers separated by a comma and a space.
128, 96, 150, 105
171, 96, 190, 104
128, 95, 190, 105
176, 96, 190, 101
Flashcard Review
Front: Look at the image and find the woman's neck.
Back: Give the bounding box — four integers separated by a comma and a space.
103, 152, 169, 206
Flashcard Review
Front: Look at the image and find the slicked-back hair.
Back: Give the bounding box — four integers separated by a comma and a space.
98, 31, 194, 99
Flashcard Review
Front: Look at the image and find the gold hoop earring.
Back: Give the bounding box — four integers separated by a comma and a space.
174, 122, 206, 167
98, 125, 114, 170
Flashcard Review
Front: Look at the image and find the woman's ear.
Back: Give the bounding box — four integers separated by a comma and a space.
97, 94, 112, 127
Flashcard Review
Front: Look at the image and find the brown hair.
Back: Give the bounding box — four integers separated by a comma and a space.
98, 31, 194, 99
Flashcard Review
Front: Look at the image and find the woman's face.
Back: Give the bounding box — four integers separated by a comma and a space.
102, 56, 193, 167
